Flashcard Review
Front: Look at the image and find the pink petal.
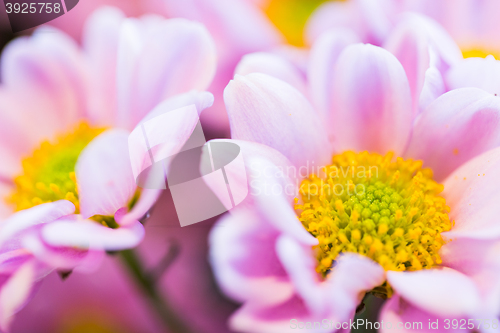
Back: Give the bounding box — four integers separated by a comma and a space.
139, 90, 214, 124
229, 296, 325, 333
308, 28, 360, 117
305, 0, 394, 46
123, 92, 214, 226
76, 129, 136, 219
405, 88, 500, 181
202, 139, 296, 208
442, 146, 500, 239
0, 201, 75, 246
0, 249, 32, 275
119, 189, 162, 227
446, 56, 500, 96
115, 17, 217, 128
329, 44, 412, 155
2, 28, 89, 130
209, 207, 294, 305
82, 7, 125, 127
326, 253, 385, 323
131, 19, 217, 125
380, 295, 459, 333
224, 73, 331, 168
271, 45, 309, 75
387, 268, 481, 318
384, 16, 432, 116
41, 215, 145, 251
115, 18, 143, 129
235, 52, 307, 97
441, 238, 500, 315
21, 233, 104, 273
0, 261, 36, 332
0, 183, 13, 219
419, 66, 446, 111
391, 13, 462, 71
162, 0, 282, 59
0, 90, 42, 178
254, 180, 316, 246
276, 236, 325, 316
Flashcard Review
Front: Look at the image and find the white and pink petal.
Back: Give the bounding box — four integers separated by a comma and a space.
224, 73, 331, 168
405, 88, 500, 181
76, 129, 136, 219
329, 43, 412, 155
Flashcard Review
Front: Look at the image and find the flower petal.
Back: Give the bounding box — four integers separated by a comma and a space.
224, 73, 331, 168
250, 158, 317, 246
307, 28, 360, 117
441, 238, 500, 315
201, 138, 296, 210
2, 28, 89, 130
305, 0, 394, 46
122, 92, 214, 226
229, 296, 325, 333
162, 0, 282, 59
276, 236, 325, 316
131, 19, 217, 125
326, 253, 385, 323
82, 7, 125, 127
380, 295, 454, 333
329, 44, 412, 155
0, 183, 12, 219
0, 201, 75, 246
209, 207, 293, 305
235, 52, 307, 96
384, 16, 431, 116
446, 56, 500, 96
21, 232, 104, 273
116, 16, 215, 128
442, 146, 500, 240
41, 215, 145, 251
405, 88, 500, 181
391, 14, 462, 71
0, 261, 36, 332
419, 66, 446, 111
76, 129, 136, 218
387, 268, 481, 318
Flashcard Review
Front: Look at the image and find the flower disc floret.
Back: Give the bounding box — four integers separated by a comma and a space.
295, 151, 453, 275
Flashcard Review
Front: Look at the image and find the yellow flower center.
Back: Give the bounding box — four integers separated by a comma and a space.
295, 151, 452, 276
264, 0, 330, 47
7, 122, 105, 213
462, 48, 500, 59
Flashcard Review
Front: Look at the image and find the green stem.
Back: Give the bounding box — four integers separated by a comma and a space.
119, 249, 193, 333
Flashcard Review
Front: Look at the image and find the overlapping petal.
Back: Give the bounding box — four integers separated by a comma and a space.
224, 73, 331, 168
405, 88, 500, 181
76, 129, 136, 219
235, 52, 307, 96
307, 28, 360, 117
387, 268, 481, 318
442, 146, 500, 239
329, 43, 412, 155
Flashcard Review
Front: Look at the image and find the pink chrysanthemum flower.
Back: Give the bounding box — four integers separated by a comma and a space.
208, 42, 500, 332
0, 7, 216, 329
305, 0, 500, 106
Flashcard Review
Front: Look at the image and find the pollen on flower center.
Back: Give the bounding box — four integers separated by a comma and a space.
7, 122, 105, 214
461, 47, 500, 59
295, 151, 453, 276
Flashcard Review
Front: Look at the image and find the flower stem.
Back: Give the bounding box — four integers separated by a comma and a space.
119, 249, 193, 333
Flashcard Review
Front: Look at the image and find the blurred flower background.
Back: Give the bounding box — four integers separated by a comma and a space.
1, 0, 500, 332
